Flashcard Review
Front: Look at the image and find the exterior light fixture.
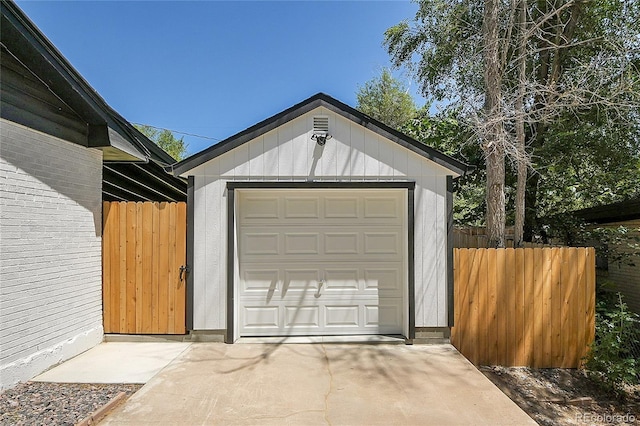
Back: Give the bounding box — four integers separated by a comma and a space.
311, 133, 332, 146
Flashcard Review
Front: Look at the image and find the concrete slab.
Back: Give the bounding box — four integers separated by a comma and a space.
102, 343, 535, 425
32, 342, 191, 384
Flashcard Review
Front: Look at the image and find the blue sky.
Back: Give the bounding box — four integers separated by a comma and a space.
16, 1, 422, 156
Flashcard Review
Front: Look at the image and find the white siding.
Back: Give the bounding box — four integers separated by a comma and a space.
0, 120, 103, 390
186, 107, 453, 330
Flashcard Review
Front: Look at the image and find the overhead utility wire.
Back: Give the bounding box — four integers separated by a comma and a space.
132, 123, 221, 141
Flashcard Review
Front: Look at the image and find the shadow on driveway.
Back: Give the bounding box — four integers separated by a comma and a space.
101, 343, 535, 425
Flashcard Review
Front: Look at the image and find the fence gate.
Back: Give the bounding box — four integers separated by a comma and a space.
102, 201, 187, 334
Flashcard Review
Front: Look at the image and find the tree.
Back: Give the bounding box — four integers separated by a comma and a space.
356, 68, 418, 129
134, 124, 188, 161
385, 0, 640, 246
355, 69, 487, 226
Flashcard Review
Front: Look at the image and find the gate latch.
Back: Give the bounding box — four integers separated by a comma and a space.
179, 265, 190, 283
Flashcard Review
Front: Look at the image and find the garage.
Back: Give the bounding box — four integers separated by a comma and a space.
236, 188, 407, 337
169, 93, 470, 343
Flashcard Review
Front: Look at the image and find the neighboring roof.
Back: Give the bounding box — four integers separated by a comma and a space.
169, 93, 472, 177
103, 161, 187, 202
1, 0, 173, 165
573, 197, 640, 224
2, 0, 186, 201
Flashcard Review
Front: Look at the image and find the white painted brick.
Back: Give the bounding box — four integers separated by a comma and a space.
0, 120, 104, 388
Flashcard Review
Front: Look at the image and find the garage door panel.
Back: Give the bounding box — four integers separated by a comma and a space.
242, 306, 280, 329
364, 232, 402, 255
324, 232, 359, 254
241, 196, 280, 219
324, 268, 359, 290
325, 196, 359, 218
364, 268, 402, 292
284, 197, 320, 218
241, 227, 402, 261
364, 301, 403, 330
364, 196, 402, 220
240, 301, 402, 335
284, 233, 320, 254
285, 306, 320, 327
240, 263, 401, 296
242, 233, 279, 255
242, 269, 279, 293
238, 189, 405, 337
325, 305, 359, 327
283, 269, 320, 294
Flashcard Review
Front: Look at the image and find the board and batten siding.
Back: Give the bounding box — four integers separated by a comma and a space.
595, 220, 640, 314
0, 119, 104, 390
185, 107, 453, 331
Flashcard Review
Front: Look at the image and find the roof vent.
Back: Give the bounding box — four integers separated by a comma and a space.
313, 116, 329, 135
312, 116, 332, 146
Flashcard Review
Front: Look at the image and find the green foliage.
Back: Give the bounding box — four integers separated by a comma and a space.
356, 69, 418, 129
384, 0, 640, 234
585, 293, 640, 395
401, 107, 487, 225
134, 124, 188, 161
530, 108, 640, 220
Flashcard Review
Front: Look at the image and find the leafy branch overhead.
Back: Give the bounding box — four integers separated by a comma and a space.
384, 0, 640, 246
134, 124, 188, 162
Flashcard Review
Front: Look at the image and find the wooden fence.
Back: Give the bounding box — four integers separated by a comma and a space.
453, 227, 561, 248
451, 247, 595, 367
102, 201, 187, 334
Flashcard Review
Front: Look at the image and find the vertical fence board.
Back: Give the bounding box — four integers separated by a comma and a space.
141, 203, 153, 333
468, 250, 480, 364
151, 204, 160, 332
168, 203, 177, 334
505, 249, 516, 366
102, 202, 112, 332
495, 249, 507, 365
477, 249, 489, 364
541, 248, 552, 367
561, 248, 575, 367
109, 203, 120, 334
175, 203, 187, 334
452, 247, 595, 368
158, 203, 169, 333
550, 248, 562, 367
523, 248, 535, 366
135, 203, 144, 333
102, 201, 186, 334
126, 203, 137, 333
118, 203, 127, 333
585, 248, 596, 359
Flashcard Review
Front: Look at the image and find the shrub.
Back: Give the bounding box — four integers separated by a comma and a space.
585, 292, 640, 395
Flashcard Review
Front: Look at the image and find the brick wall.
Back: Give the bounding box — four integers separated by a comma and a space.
0, 119, 104, 390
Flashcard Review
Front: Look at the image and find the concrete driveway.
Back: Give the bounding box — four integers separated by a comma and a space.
101, 343, 534, 425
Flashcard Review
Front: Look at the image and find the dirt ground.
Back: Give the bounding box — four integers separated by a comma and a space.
480, 366, 640, 425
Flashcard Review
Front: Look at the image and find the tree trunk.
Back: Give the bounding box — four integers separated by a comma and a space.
523, 172, 540, 242
483, 0, 506, 248
514, 0, 528, 247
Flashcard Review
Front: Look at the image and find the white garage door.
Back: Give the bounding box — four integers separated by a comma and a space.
237, 189, 406, 336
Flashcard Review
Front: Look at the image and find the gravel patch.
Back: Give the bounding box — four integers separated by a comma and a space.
0, 382, 142, 426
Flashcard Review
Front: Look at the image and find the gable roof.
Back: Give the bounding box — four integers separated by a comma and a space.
1, 0, 173, 165
169, 93, 472, 177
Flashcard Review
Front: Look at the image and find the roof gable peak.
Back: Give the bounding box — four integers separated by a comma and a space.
169, 93, 471, 177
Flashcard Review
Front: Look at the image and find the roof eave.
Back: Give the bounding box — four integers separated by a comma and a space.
1, 0, 157, 163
